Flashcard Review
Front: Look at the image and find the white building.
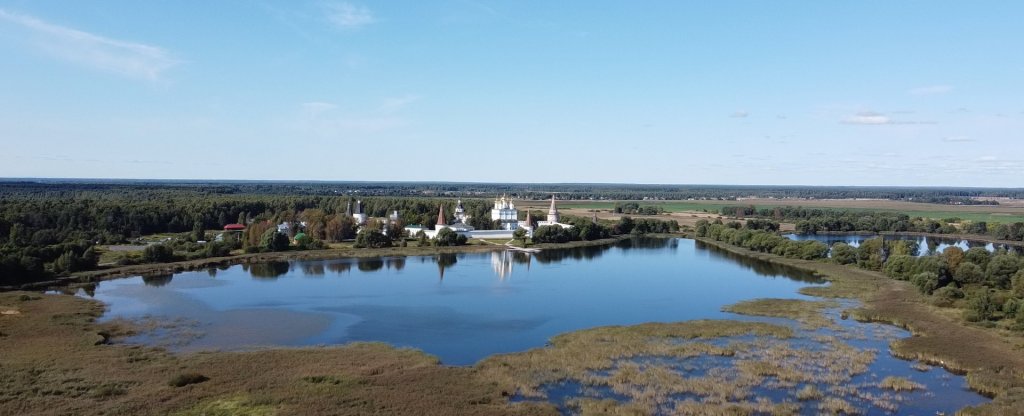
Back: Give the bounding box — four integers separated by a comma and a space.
536, 195, 572, 229
352, 200, 368, 225
491, 195, 519, 230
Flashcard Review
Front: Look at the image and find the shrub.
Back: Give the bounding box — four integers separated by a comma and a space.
142, 244, 175, 263
964, 290, 999, 322
932, 286, 963, 307
911, 272, 941, 295
433, 228, 467, 247
169, 372, 209, 387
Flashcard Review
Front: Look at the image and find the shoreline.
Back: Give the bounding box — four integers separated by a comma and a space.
694, 237, 1024, 413
5, 236, 634, 291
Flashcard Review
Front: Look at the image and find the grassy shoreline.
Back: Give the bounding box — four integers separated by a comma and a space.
6, 237, 631, 291
695, 237, 1024, 414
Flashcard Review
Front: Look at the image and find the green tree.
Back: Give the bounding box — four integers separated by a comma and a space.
941, 246, 965, 271
831, 243, 856, 265
192, 221, 205, 242
354, 229, 391, 248
433, 228, 467, 246
142, 244, 175, 263
911, 271, 941, 295
964, 247, 991, 269
986, 254, 1020, 289
694, 219, 709, 237
964, 290, 999, 322
53, 250, 79, 274
260, 229, 290, 252
954, 262, 985, 286
1012, 269, 1024, 298
512, 228, 527, 244
883, 255, 916, 280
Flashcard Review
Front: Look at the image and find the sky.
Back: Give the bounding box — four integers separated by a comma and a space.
0, 1, 1022, 187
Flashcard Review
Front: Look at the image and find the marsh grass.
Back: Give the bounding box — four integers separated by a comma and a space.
478, 319, 892, 414
795, 384, 822, 401
0, 292, 554, 416
698, 237, 1024, 415
879, 376, 924, 392
723, 298, 840, 329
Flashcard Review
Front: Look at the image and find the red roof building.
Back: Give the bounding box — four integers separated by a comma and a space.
223, 224, 246, 231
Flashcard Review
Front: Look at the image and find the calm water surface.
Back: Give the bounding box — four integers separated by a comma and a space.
82, 237, 989, 413
88, 238, 822, 364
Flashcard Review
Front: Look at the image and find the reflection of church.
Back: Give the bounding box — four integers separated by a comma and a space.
490, 250, 533, 280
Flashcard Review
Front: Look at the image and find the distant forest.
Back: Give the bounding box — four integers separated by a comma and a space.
3, 179, 1023, 202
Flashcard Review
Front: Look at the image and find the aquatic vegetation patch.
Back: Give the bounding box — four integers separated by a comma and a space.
879, 376, 924, 392
722, 298, 840, 329
478, 319, 918, 414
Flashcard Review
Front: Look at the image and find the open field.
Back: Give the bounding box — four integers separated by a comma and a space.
516, 198, 1024, 224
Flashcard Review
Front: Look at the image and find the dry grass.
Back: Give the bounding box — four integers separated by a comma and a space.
0, 292, 556, 416
796, 384, 822, 401
878, 376, 924, 392
723, 298, 839, 329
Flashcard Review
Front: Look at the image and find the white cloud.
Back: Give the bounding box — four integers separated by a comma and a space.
942, 136, 974, 143
0, 8, 177, 81
909, 85, 953, 96
840, 111, 937, 125
976, 155, 998, 162
324, 2, 375, 29
842, 111, 890, 125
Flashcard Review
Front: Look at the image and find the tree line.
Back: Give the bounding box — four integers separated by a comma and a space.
697, 219, 1024, 329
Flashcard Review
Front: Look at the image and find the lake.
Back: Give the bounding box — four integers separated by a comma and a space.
81, 237, 989, 414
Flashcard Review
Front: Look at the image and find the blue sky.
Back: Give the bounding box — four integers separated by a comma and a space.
0, 1, 1021, 186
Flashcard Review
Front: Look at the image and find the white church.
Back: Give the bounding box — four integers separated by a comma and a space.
408, 195, 571, 240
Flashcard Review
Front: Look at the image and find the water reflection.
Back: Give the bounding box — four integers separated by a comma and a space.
357, 258, 385, 272
784, 234, 1018, 257
245, 261, 290, 279
435, 253, 457, 280
694, 241, 824, 283
142, 274, 174, 287
491, 251, 532, 280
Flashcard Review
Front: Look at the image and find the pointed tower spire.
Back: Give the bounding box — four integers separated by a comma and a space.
436, 204, 447, 227
547, 195, 560, 224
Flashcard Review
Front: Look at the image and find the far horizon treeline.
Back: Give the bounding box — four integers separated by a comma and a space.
2, 180, 1021, 203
